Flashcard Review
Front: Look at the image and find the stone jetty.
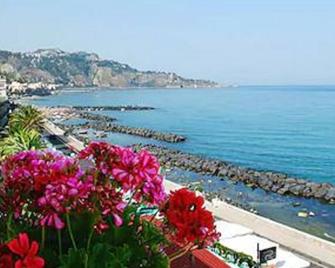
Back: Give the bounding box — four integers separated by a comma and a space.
53, 105, 155, 111
39, 106, 117, 122
132, 144, 335, 203
78, 112, 116, 122
61, 122, 186, 143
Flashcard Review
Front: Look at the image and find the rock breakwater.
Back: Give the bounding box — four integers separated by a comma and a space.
40, 106, 117, 122
78, 112, 116, 122
55, 105, 155, 111
61, 122, 186, 143
132, 144, 335, 203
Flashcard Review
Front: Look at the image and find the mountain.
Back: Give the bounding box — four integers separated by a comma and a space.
0, 49, 218, 88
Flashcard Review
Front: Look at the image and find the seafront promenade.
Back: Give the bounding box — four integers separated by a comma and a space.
42, 119, 335, 268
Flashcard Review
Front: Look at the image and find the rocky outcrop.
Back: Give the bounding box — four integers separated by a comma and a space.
132, 144, 335, 203
0, 49, 218, 88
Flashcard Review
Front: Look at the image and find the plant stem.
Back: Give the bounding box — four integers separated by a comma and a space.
86, 228, 94, 251
57, 229, 63, 258
84, 254, 88, 268
6, 212, 13, 240
65, 214, 77, 250
84, 228, 94, 268
41, 226, 46, 250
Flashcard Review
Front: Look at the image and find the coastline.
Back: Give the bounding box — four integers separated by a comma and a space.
40, 119, 335, 267
38, 103, 335, 203
40, 105, 187, 143
18, 87, 335, 244
132, 144, 335, 203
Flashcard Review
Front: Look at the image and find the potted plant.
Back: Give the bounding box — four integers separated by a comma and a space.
0, 141, 220, 267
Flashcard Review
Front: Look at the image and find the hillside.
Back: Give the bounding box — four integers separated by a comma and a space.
0, 49, 217, 88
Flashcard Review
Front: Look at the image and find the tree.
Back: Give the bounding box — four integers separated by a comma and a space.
9, 105, 45, 132
0, 105, 45, 159
0, 128, 44, 159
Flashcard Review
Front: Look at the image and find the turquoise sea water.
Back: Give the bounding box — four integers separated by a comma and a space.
28, 86, 335, 239
30, 85, 335, 184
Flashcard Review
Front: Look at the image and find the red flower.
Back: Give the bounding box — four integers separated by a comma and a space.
0, 254, 14, 268
7, 233, 45, 268
164, 188, 219, 247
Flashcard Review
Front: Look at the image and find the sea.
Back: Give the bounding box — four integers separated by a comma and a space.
28, 85, 335, 240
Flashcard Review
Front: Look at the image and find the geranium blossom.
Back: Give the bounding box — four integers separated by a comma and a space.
111, 146, 141, 190
94, 184, 127, 229
79, 142, 166, 206
38, 175, 93, 229
78, 141, 119, 176
163, 188, 219, 247
0, 253, 13, 268
1, 149, 71, 192
7, 233, 45, 268
132, 150, 166, 205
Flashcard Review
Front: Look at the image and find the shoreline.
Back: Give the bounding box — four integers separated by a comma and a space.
10, 84, 225, 100
41, 119, 335, 267
41, 105, 187, 143
132, 144, 335, 204
38, 103, 335, 204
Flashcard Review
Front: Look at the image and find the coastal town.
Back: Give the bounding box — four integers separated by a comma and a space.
0, 75, 59, 98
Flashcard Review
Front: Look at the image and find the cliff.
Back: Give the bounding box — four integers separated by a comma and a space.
0, 49, 217, 88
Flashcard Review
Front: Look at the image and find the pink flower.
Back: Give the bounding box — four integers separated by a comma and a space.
1, 149, 81, 193
138, 174, 167, 206
94, 220, 109, 234
94, 184, 126, 229
37, 175, 93, 229
134, 150, 166, 205
137, 150, 160, 180
78, 141, 119, 176
112, 147, 142, 190
39, 213, 65, 230
79, 142, 167, 206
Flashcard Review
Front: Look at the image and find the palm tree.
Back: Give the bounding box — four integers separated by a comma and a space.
0, 128, 44, 159
9, 105, 45, 132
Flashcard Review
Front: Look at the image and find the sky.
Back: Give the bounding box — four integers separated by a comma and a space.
1, 0, 335, 85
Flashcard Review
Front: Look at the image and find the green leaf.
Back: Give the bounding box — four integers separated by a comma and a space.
60, 248, 85, 268
87, 243, 114, 268
109, 244, 132, 268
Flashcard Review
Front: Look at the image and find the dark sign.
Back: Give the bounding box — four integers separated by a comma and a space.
259, 246, 277, 263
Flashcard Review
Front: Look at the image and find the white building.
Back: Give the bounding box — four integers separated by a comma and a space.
0, 76, 7, 97
0, 77, 7, 99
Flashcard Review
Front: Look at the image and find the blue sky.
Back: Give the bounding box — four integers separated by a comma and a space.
1, 0, 334, 85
